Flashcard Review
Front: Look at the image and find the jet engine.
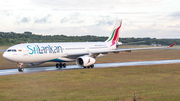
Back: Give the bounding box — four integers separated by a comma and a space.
76, 56, 96, 67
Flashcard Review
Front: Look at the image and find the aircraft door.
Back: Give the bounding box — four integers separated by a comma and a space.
23, 46, 29, 56
85, 43, 89, 52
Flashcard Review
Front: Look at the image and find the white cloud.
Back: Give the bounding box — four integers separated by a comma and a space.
34, 14, 51, 23
30, 0, 165, 10
0, 0, 180, 38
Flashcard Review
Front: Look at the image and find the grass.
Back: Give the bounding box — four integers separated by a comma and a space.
0, 64, 180, 101
0, 46, 180, 100
0, 46, 11, 50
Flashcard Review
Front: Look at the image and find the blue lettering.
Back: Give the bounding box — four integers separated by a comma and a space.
35, 45, 38, 54
54, 46, 63, 53
41, 46, 47, 53
33, 47, 36, 54
47, 45, 53, 53
27, 45, 34, 54
27, 45, 63, 54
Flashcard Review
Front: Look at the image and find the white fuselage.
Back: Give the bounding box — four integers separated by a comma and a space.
3, 42, 116, 63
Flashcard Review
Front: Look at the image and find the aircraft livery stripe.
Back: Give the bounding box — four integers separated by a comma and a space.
115, 32, 119, 42
107, 29, 116, 42
112, 22, 122, 42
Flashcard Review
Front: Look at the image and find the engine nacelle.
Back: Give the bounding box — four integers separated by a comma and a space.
76, 56, 96, 67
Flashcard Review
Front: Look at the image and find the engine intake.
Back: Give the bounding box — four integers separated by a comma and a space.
76, 56, 96, 67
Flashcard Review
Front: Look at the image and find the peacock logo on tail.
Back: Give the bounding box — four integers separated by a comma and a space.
105, 20, 122, 46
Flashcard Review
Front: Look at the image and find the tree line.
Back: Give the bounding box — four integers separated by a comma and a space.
0, 31, 179, 45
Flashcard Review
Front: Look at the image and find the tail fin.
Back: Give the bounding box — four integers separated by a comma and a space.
105, 20, 122, 43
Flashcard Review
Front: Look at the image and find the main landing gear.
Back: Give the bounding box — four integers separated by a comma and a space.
83, 64, 94, 68
56, 63, 66, 68
17, 63, 24, 72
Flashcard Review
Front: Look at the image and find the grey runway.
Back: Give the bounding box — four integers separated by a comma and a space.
0, 59, 180, 76
0, 50, 6, 52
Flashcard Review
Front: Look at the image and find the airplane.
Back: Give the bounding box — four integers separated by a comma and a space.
2, 20, 177, 72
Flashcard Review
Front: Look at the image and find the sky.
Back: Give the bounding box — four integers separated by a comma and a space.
0, 0, 180, 38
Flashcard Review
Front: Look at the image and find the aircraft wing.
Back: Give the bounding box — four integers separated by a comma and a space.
61, 42, 178, 59
116, 41, 146, 47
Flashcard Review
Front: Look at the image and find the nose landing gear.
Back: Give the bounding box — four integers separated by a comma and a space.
17, 63, 24, 72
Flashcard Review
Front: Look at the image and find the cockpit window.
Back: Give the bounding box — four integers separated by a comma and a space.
12, 49, 17, 52
7, 50, 11, 52
7, 49, 17, 52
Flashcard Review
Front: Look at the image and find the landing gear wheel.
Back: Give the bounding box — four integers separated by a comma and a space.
56, 63, 67, 69
83, 64, 94, 69
90, 64, 94, 68
59, 63, 63, 68
18, 67, 24, 72
63, 63, 66, 68
56, 63, 59, 68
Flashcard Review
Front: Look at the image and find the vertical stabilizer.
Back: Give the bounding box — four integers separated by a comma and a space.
106, 20, 122, 43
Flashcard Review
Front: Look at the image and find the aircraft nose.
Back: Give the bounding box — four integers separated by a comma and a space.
3, 52, 11, 61
3, 52, 7, 59
3, 51, 19, 63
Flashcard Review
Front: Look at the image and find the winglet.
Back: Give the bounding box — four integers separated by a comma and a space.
169, 42, 176, 48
